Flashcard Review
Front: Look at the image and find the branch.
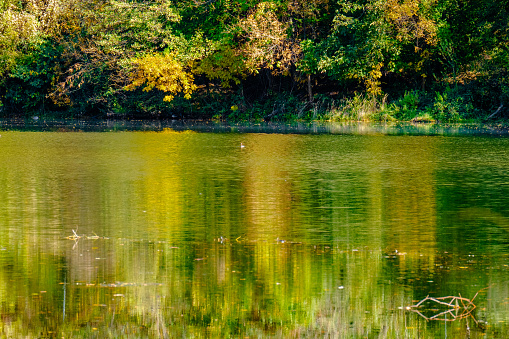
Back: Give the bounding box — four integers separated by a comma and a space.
484, 104, 504, 122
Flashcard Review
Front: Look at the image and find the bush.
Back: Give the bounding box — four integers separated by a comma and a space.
4, 40, 63, 114
326, 93, 384, 121
426, 86, 487, 122
387, 91, 420, 121
429, 91, 459, 122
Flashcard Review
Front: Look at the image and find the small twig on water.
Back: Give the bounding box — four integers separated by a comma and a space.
66, 229, 82, 241
66, 230, 108, 241
87, 232, 100, 240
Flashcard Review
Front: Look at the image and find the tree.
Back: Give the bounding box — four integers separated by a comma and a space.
192, 44, 246, 88
237, 2, 301, 76
42, 0, 185, 112
125, 53, 196, 103
311, 0, 440, 95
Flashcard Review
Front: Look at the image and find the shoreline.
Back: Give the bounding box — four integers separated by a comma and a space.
1, 118, 509, 136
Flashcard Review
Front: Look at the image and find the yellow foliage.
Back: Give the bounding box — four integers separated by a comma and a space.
366, 63, 383, 96
238, 2, 301, 75
125, 53, 196, 102
385, 0, 438, 46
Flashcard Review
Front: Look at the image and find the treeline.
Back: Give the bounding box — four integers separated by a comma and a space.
0, 0, 508, 121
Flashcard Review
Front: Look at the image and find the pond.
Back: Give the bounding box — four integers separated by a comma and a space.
0, 120, 509, 338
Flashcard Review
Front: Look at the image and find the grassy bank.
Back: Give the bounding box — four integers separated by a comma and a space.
1, 86, 506, 124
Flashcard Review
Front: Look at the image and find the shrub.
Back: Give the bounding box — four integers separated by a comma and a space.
389, 91, 420, 120
429, 90, 461, 122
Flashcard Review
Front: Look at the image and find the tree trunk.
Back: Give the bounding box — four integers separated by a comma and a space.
307, 74, 313, 102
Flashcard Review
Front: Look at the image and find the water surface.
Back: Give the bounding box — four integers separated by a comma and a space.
0, 122, 509, 337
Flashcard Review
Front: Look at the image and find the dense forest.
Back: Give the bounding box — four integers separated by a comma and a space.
0, 0, 508, 121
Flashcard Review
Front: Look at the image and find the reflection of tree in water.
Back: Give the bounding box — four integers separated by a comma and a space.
380, 137, 438, 261
457, 207, 509, 240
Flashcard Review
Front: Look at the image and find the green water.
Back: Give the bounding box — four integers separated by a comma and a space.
0, 125, 509, 338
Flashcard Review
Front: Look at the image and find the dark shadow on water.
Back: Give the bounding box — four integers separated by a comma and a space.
1, 119, 509, 136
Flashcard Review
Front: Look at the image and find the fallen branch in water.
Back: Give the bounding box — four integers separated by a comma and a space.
407, 295, 476, 321
405, 286, 490, 323
66, 230, 108, 241
65, 229, 81, 241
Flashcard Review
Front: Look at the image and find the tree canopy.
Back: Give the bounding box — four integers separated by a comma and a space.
0, 0, 508, 121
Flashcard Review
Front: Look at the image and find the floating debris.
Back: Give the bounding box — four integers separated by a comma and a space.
407, 295, 476, 321
406, 287, 489, 325
65, 230, 108, 241
65, 229, 81, 241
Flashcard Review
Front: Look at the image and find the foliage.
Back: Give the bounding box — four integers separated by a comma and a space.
237, 2, 301, 76
192, 44, 246, 88
0, 0, 508, 121
313, 0, 440, 95
428, 89, 477, 123
324, 93, 386, 121
4, 40, 63, 113
385, 91, 420, 121
83, 0, 181, 55
125, 53, 196, 103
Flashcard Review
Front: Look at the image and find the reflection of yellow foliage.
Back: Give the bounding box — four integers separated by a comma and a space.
125, 53, 196, 102
143, 128, 196, 134
160, 128, 196, 134
380, 138, 437, 262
